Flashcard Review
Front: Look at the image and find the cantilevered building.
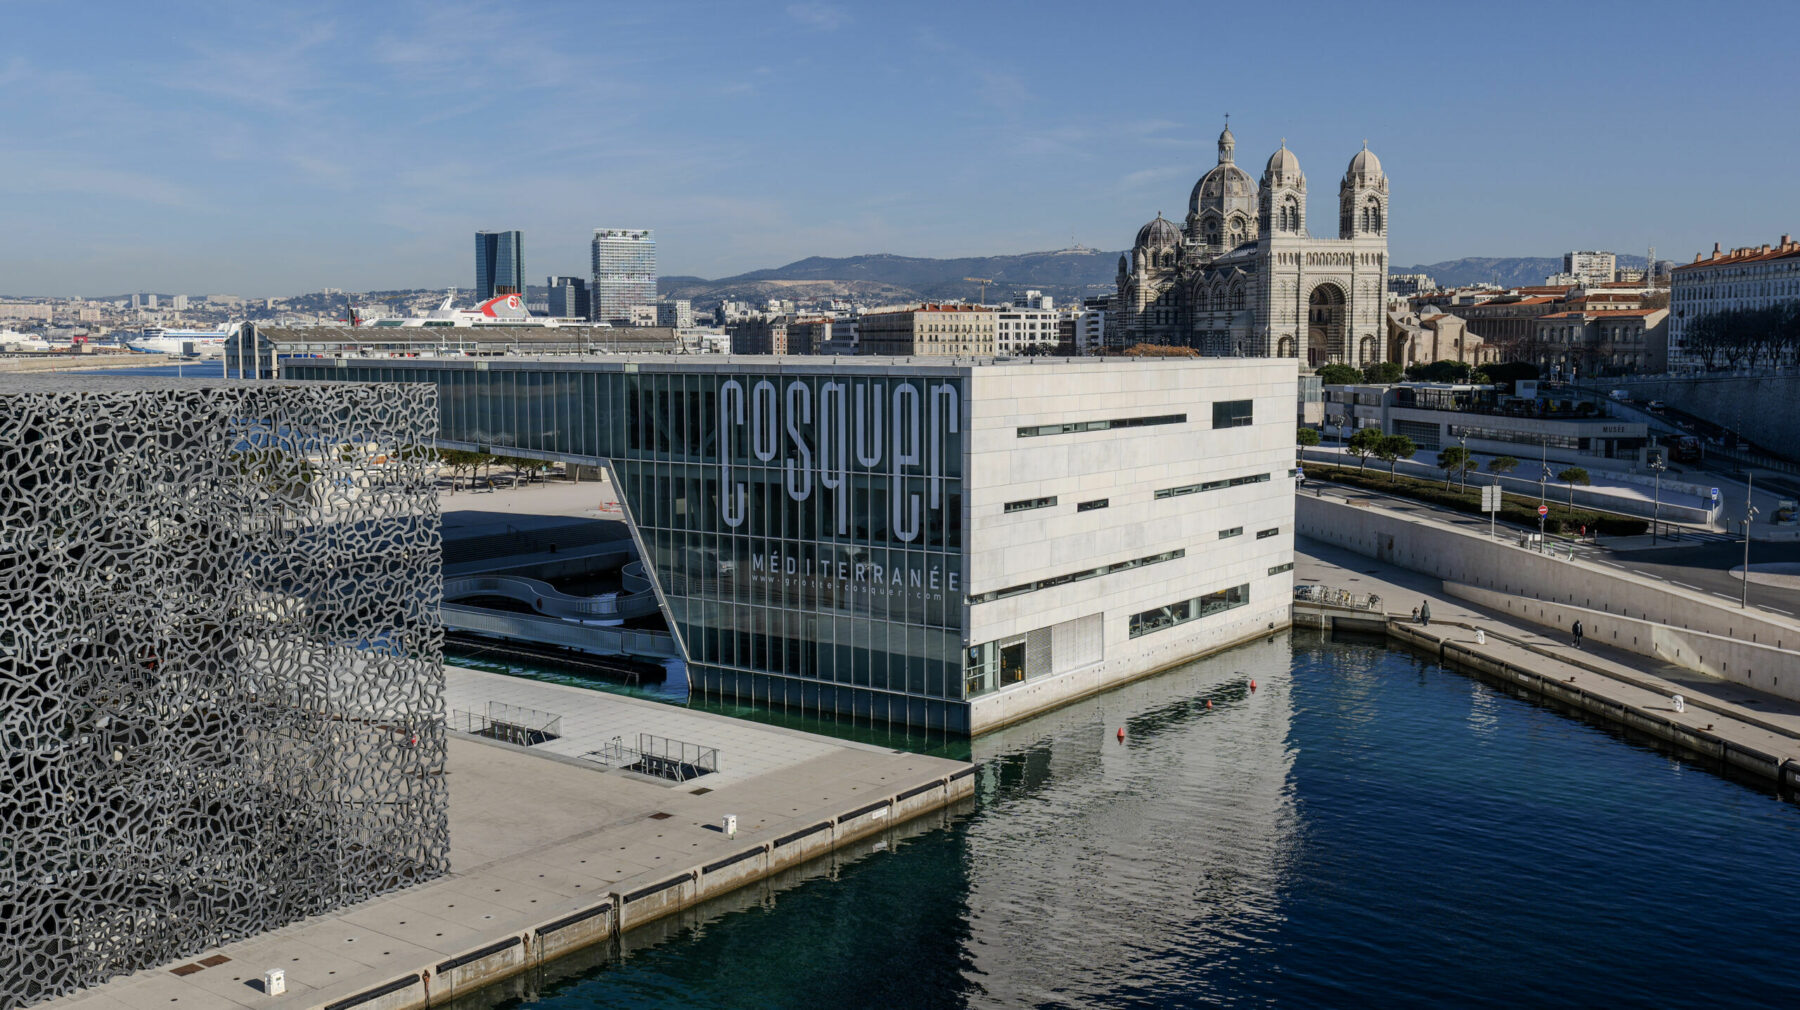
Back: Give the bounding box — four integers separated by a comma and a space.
284, 356, 1298, 733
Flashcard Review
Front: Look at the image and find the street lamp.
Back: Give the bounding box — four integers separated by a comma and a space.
1538, 436, 1551, 553
1649, 455, 1666, 544
1457, 433, 1469, 491
1742, 472, 1759, 610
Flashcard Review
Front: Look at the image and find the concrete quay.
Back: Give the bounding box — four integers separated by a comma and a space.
1297, 539, 1800, 791
39, 668, 973, 1010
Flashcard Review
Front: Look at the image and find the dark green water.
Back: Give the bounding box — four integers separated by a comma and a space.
451, 631, 1800, 1008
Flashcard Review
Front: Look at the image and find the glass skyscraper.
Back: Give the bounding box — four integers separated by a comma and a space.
592, 228, 657, 325
475, 230, 525, 299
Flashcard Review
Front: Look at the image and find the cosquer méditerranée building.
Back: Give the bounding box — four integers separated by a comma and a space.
285, 356, 1297, 733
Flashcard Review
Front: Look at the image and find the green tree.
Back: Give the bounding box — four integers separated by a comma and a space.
1376, 434, 1416, 480
1363, 360, 1404, 384
1488, 455, 1520, 476
1296, 426, 1321, 447
1405, 359, 1477, 384
1558, 466, 1591, 508
1317, 363, 1361, 386
1347, 427, 1383, 471
1482, 361, 1539, 386
1437, 445, 1474, 489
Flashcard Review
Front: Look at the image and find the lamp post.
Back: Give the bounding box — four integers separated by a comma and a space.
1650, 456, 1666, 544
1457, 433, 1469, 490
1538, 436, 1551, 553
1742, 472, 1758, 610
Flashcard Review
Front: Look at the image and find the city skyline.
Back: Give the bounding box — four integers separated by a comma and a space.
4, 0, 1796, 296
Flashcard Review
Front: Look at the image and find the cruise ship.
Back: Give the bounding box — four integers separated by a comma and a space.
125, 326, 234, 357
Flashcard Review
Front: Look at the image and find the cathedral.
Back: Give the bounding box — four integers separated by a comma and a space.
1113, 122, 1391, 366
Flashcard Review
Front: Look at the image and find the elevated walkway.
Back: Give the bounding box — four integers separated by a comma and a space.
444, 561, 661, 624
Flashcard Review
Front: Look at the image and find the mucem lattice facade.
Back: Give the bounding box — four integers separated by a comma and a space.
284, 356, 1296, 734
0, 377, 446, 1008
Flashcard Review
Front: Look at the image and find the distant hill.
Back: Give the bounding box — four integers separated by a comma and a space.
659, 248, 1124, 308
1393, 254, 1650, 289
657, 249, 1660, 312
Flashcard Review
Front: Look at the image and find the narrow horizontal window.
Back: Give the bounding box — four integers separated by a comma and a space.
971, 548, 1185, 604
1219, 527, 1242, 539
1268, 562, 1294, 575
1257, 527, 1280, 539
1077, 498, 1109, 512
1003, 495, 1057, 514
1128, 583, 1250, 638
1017, 413, 1186, 438
1154, 472, 1271, 499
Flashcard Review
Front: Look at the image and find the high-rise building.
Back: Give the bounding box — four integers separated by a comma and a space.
1563, 250, 1617, 287
591, 228, 657, 325
546, 275, 590, 319
171, 294, 190, 311
475, 230, 526, 299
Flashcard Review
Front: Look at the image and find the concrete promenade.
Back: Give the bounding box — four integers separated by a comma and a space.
1298, 538, 1800, 789
41, 668, 973, 1010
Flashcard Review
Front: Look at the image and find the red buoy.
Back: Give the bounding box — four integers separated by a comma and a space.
1116, 727, 1125, 742
1206, 699, 1213, 709
1250, 679, 1258, 692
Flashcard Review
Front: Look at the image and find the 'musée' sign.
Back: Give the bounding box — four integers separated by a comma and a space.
718, 377, 961, 542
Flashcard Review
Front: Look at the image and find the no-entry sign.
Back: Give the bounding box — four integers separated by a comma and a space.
1537, 505, 1549, 517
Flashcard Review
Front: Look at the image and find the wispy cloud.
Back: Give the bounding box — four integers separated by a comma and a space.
786, 3, 848, 30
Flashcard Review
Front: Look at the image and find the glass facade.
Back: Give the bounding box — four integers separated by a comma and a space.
475, 230, 525, 299
591, 228, 658, 325
284, 360, 974, 730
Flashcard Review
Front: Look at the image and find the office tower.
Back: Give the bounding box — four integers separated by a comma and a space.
1563, 250, 1617, 287
591, 228, 657, 325
656, 299, 693, 328
475, 230, 526, 299
547, 275, 590, 319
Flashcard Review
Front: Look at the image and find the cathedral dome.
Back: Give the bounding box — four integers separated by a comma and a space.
1345, 144, 1383, 183
1135, 213, 1182, 249
1263, 142, 1303, 187
1188, 162, 1256, 216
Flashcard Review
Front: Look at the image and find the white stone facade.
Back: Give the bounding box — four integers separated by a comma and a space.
1668, 236, 1800, 369
962, 358, 1297, 731
1114, 124, 1389, 367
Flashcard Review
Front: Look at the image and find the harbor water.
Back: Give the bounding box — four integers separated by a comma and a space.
449, 631, 1800, 1008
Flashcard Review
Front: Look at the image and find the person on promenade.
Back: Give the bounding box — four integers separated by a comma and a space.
1420, 600, 1431, 627
1572, 619, 1584, 650
1411, 606, 1419, 624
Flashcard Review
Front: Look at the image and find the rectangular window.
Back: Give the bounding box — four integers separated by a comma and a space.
1154, 472, 1271, 499
1257, 527, 1279, 539
1268, 562, 1294, 575
1003, 495, 1057, 514
1017, 413, 1186, 438
970, 548, 1185, 605
1077, 498, 1109, 512
1212, 399, 1254, 429
1219, 527, 1242, 539
1128, 583, 1250, 638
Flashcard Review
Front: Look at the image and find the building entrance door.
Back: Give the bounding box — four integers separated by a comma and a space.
999, 641, 1027, 686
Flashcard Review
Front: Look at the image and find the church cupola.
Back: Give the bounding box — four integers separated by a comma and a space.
1259, 140, 1306, 236
1187, 116, 1259, 252
1339, 141, 1388, 239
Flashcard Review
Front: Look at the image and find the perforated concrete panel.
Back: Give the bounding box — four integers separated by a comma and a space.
0, 377, 446, 1008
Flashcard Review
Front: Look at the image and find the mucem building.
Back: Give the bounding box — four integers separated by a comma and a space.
0, 376, 446, 1008
284, 356, 1297, 733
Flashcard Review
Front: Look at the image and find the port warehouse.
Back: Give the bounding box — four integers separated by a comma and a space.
281, 354, 1298, 733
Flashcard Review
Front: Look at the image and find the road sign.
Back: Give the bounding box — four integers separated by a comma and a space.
1537, 504, 1550, 517
1710, 487, 1720, 503
1481, 484, 1502, 512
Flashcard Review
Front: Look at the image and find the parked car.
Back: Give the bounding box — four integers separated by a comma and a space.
1646, 400, 1667, 412
1609, 389, 1631, 401
1775, 499, 1798, 526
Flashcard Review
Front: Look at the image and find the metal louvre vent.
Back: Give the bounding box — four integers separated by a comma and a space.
1051, 614, 1103, 672
1025, 627, 1054, 679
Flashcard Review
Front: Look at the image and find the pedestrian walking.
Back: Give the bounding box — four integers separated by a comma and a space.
1572, 619, 1584, 650
1420, 600, 1431, 627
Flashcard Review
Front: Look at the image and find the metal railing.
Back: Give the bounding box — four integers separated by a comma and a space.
1293, 584, 1384, 612
584, 732, 720, 783
448, 701, 563, 746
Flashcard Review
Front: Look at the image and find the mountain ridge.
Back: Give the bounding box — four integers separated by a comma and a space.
657, 250, 1655, 309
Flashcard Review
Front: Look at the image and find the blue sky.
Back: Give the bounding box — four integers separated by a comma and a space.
4, 0, 1796, 296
